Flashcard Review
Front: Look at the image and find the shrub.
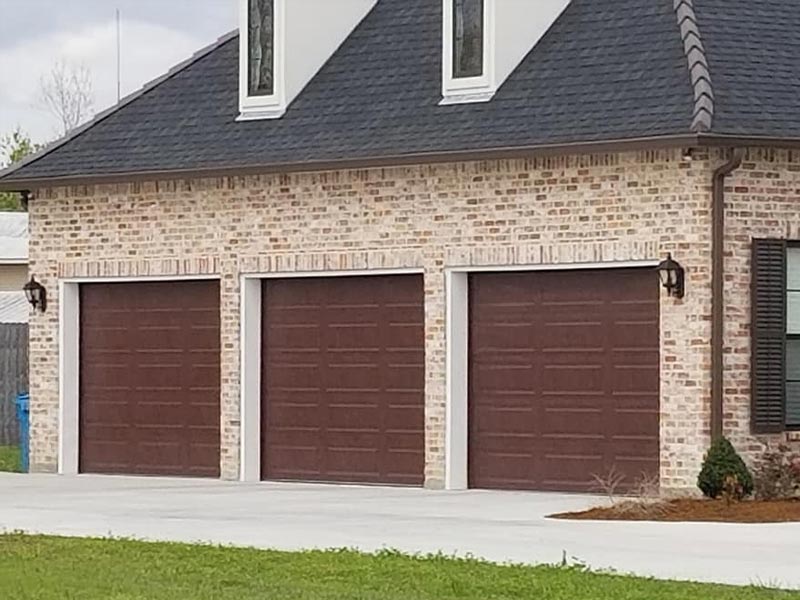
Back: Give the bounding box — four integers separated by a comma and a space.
697, 437, 753, 500
752, 444, 800, 500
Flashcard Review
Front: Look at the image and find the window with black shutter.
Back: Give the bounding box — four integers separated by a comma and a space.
751, 238, 798, 432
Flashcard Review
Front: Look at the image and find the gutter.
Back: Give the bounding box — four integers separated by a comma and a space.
5, 133, 800, 193
0, 134, 702, 192
710, 148, 744, 441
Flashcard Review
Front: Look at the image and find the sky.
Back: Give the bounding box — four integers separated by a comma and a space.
0, 0, 237, 145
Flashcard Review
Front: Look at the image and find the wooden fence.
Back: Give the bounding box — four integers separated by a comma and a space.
0, 324, 28, 446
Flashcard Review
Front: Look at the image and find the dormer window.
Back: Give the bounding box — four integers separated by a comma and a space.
248, 0, 275, 97
441, 0, 572, 105
453, 0, 484, 79
239, 0, 285, 120
238, 0, 378, 121
442, 0, 493, 105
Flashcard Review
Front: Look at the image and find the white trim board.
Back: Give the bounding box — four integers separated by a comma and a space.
60, 274, 221, 284
241, 268, 424, 280
447, 259, 660, 274
58, 281, 80, 475
444, 259, 660, 490
238, 267, 425, 482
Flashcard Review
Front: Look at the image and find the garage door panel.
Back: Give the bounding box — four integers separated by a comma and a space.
472, 366, 538, 393
266, 325, 323, 349
79, 281, 221, 478
267, 364, 324, 388
268, 428, 321, 448
610, 349, 660, 367
612, 323, 660, 349
326, 365, 382, 389
262, 275, 425, 485
378, 367, 425, 392
541, 365, 604, 393
326, 404, 380, 429
612, 366, 660, 393
469, 269, 659, 492
540, 408, 606, 435
470, 325, 533, 350
265, 447, 320, 478
538, 324, 605, 350
612, 409, 660, 433
327, 323, 380, 348
268, 402, 322, 428
384, 406, 425, 430
383, 430, 425, 450
385, 324, 425, 348
540, 455, 605, 481
132, 402, 219, 428
472, 405, 533, 433
80, 401, 127, 425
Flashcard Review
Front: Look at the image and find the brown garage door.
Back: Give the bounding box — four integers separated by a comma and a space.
79, 280, 221, 477
261, 275, 425, 485
469, 269, 659, 492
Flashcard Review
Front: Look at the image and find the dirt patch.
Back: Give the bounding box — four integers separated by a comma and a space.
551, 498, 800, 523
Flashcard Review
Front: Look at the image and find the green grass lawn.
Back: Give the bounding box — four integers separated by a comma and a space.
0, 535, 797, 599
0, 446, 20, 472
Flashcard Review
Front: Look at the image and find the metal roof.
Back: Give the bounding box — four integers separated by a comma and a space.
0, 293, 28, 324
0, 213, 28, 263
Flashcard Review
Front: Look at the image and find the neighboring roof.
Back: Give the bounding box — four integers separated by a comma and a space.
0, 0, 797, 189
0, 293, 28, 324
0, 213, 28, 263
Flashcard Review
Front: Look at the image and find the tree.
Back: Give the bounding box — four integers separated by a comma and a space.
39, 60, 94, 136
0, 129, 40, 212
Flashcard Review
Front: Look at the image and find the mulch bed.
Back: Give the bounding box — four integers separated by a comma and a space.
551, 498, 800, 523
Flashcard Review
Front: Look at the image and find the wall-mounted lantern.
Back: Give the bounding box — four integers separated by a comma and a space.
656, 254, 685, 299
23, 276, 47, 313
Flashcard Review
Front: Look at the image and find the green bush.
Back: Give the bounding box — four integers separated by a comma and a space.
697, 437, 753, 500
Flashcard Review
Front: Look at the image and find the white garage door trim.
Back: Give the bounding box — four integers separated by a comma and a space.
57, 275, 221, 476
444, 260, 660, 490
239, 268, 425, 483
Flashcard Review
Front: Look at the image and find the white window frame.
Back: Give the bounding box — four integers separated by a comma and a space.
238, 0, 287, 121
58, 275, 222, 476
444, 260, 660, 490
441, 0, 496, 105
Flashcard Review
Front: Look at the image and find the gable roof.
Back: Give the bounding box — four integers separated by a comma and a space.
1, 0, 797, 189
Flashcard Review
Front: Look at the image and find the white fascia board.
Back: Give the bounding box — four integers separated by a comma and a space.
441, 0, 572, 105
239, 0, 377, 120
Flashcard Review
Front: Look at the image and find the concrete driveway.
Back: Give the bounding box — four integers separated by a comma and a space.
1, 473, 799, 589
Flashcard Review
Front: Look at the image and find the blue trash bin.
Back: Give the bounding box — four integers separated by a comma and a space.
15, 393, 29, 473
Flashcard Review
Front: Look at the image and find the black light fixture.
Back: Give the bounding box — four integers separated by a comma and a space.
656, 254, 685, 299
23, 276, 47, 313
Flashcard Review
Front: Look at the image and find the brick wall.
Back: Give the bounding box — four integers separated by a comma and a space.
28, 148, 722, 490
724, 148, 800, 458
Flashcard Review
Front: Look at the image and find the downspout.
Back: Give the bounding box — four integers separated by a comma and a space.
710, 148, 744, 441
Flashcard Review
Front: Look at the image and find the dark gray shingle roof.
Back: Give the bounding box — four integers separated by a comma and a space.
4, 0, 788, 185
694, 0, 800, 138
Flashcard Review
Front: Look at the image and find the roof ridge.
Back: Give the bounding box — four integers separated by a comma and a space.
0, 30, 239, 185
674, 0, 714, 132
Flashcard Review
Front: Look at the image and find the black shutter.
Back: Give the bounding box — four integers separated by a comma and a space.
751, 238, 786, 433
